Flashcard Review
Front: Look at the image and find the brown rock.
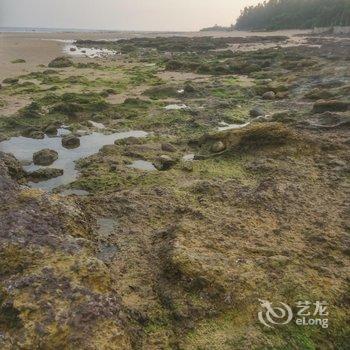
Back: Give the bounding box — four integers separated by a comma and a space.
33, 149, 58, 166
28, 168, 63, 182
62, 135, 80, 149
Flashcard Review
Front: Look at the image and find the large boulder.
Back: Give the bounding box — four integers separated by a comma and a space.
33, 149, 58, 166
28, 168, 63, 182
62, 135, 80, 149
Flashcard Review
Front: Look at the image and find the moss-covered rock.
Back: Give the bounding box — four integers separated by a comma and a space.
48, 56, 74, 68
33, 149, 58, 165
28, 168, 63, 182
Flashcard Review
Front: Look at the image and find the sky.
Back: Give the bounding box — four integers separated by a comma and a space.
0, 0, 262, 31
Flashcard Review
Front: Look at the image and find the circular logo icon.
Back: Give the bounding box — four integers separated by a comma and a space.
258, 299, 293, 328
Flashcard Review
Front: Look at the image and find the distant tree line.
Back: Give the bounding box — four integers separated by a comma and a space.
235, 0, 350, 30
200, 24, 235, 32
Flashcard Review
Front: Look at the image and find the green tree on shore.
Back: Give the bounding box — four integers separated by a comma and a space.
235, 0, 350, 30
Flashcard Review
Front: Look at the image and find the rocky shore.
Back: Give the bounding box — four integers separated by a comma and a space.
0, 31, 349, 349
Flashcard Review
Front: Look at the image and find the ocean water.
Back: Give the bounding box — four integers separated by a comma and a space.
0, 27, 109, 33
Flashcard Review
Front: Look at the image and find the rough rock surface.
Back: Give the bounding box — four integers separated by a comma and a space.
62, 135, 80, 149
0, 34, 349, 350
28, 168, 64, 182
33, 149, 58, 166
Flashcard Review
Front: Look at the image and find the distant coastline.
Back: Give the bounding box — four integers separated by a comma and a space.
0, 27, 113, 33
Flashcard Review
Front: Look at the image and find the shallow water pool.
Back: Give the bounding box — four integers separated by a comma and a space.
0, 130, 148, 191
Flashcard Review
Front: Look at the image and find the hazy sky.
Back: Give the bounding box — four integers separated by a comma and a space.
0, 0, 262, 31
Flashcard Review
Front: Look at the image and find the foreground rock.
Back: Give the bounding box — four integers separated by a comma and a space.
0, 152, 26, 181
62, 135, 80, 149
0, 159, 133, 349
33, 149, 58, 165
28, 168, 64, 182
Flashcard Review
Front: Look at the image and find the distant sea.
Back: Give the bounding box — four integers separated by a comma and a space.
0, 27, 110, 33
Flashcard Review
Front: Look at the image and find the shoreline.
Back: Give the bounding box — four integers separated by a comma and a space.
0, 29, 309, 80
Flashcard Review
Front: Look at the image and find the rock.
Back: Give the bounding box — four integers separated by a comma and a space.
199, 123, 297, 154
45, 125, 58, 135
249, 107, 265, 118
312, 100, 349, 113
62, 135, 80, 149
0, 152, 27, 180
48, 56, 74, 68
161, 143, 177, 153
2, 77, 19, 85
262, 91, 275, 100
153, 155, 177, 171
70, 47, 77, 52
33, 149, 58, 166
211, 141, 226, 153
28, 168, 63, 182
21, 127, 45, 139
29, 130, 45, 139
